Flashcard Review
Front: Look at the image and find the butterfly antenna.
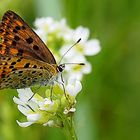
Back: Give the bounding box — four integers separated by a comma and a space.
64, 62, 85, 65
58, 38, 81, 64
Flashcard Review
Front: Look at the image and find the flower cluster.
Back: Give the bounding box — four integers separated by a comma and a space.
13, 79, 81, 127
13, 17, 101, 127
34, 18, 101, 80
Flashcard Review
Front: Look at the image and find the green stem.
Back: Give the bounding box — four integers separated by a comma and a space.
62, 115, 78, 140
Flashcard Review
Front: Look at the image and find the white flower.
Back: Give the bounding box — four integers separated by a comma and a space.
13, 88, 38, 110
59, 44, 92, 80
14, 77, 82, 127
34, 18, 101, 80
13, 88, 57, 127
34, 17, 71, 44
65, 78, 82, 97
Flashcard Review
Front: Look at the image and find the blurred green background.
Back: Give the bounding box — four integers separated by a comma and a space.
0, 0, 140, 140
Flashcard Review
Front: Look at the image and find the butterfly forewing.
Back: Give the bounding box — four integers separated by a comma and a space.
0, 10, 56, 64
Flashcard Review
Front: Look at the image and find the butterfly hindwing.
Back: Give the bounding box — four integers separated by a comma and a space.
0, 56, 57, 89
0, 10, 56, 64
0, 68, 51, 89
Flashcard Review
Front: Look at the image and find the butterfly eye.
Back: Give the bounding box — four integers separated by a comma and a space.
58, 67, 63, 72
57, 64, 65, 72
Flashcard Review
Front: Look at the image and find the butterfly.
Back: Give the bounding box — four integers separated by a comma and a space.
0, 10, 84, 96
0, 10, 83, 92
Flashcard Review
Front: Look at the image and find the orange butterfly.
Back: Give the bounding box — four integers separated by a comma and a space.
0, 10, 65, 89
0, 10, 83, 92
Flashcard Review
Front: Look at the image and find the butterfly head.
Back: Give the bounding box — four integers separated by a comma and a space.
57, 64, 65, 73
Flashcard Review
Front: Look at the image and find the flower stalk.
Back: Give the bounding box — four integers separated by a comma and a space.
61, 114, 77, 140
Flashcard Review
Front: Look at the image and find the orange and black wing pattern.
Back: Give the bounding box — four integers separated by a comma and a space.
0, 10, 56, 64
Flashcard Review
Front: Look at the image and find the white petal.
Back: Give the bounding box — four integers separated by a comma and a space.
73, 80, 82, 95
73, 26, 89, 42
29, 103, 39, 111
62, 30, 73, 42
16, 120, 34, 127
66, 84, 75, 96
82, 62, 92, 74
68, 73, 83, 81
65, 60, 91, 80
66, 79, 82, 96
60, 46, 86, 63
59, 19, 67, 27
27, 114, 41, 122
13, 96, 26, 105
17, 88, 34, 101
34, 17, 54, 29
59, 44, 75, 58
18, 105, 30, 116
84, 39, 101, 56
34, 18, 46, 28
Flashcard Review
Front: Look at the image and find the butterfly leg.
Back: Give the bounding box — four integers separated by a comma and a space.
62, 82, 66, 97
26, 104, 35, 112
61, 73, 64, 83
50, 84, 54, 101
28, 92, 36, 101
61, 82, 69, 101
28, 86, 41, 101
21, 104, 35, 112
55, 80, 68, 100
